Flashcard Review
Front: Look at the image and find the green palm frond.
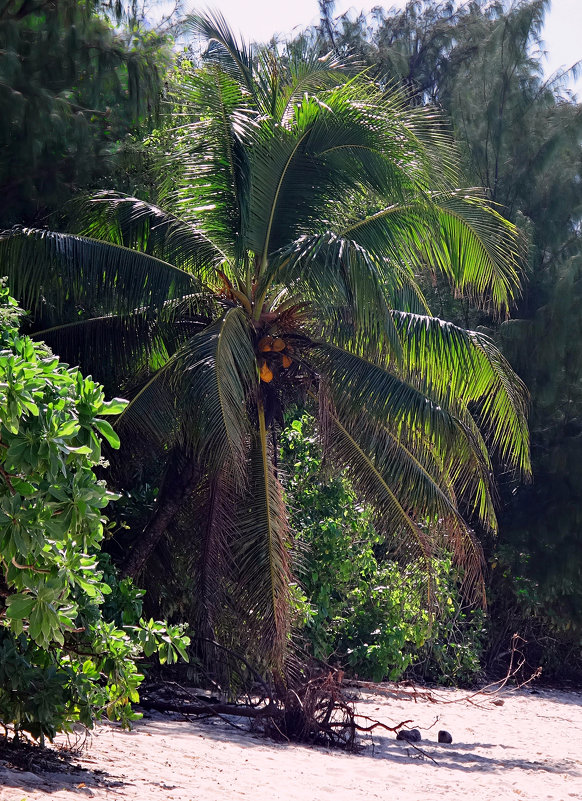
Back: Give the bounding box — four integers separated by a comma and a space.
185, 11, 255, 98
0, 227, 199, 322
320, 389, 487, 594
309, 341, 500, 531
265, 232, 422, 358
167, 65, 256, 266
310, 341, 459, 445
248, 84, 455, 267
114, 359, 182, 453
115, 308, 256, 476
172, 307, 257, 478
75, 192, 224, 280
326, 413, 431, 552
278, 48, 350, 124
336, 193, 522, 318
31, 313, 170, 382
424, 192, 523, 315
390, 311, 530, 475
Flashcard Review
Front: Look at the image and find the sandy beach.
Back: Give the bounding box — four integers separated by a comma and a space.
1, 685, 581, 800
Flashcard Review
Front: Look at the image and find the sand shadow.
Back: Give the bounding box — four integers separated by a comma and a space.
0, 733, 140, 796
134, 711, 582, 780
362, 734, 581, 777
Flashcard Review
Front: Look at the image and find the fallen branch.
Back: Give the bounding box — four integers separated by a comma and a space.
139, 698, 278, 719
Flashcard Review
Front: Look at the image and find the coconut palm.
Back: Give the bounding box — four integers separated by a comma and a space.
0, 13, 530, 662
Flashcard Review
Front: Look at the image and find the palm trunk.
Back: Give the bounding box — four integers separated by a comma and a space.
122, 457, 199, 579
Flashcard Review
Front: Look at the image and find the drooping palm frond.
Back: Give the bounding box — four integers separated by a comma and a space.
334, 193, 522, 317
308, 340, 505, 532
389, 311, 531, 475
0, 227, 200, 321
423, 192, 524, 315
74, 192, 225, 281
31, 312, 169, 384
310, 341, 461, 448
317, 391, 487, 602
174, 307, 257, 478
231, 417, 291, 659
114, 359, 183, 455
117, 307, 257, 482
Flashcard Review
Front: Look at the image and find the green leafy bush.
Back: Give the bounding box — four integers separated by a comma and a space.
282, 414, 485, 684
0, 284, 189, 739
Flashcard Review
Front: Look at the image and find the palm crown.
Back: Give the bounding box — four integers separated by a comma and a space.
0, 13, 530, 661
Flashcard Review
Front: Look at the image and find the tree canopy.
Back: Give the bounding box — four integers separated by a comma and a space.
0, 12, 531, 666
0, 0, 172, 226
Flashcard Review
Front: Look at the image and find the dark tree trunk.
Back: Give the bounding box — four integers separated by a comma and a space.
121, 456, 199, 579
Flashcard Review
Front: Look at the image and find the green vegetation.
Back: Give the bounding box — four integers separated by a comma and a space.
1, 0, 581, 737
282, 413, 486, 685
0, 11, 530, 674
0, 283, 188, 739
0, 0, 172, 226
308, 0, 582, 678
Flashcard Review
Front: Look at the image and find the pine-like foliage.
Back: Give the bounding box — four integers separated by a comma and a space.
0, 0, 171, 226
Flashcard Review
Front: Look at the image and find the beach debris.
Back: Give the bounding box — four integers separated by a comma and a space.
397, 728, 421, 742
438, 730, 453, 743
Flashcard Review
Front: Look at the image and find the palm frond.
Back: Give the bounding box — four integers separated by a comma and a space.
309, 341, 501, 531
31, 312, 170, 383
278, 48, 351, 125
172, 307, 257, 480
390, 311, 531, 476
231, 412, 291, 662
192, 465, 240, 639
185, 11, 255, 98
336, 192, 522, 317
424, 191, 524, 315
114, 359, 183, 453
75, 192, 224, 280
0, 227, 198, 322
310, 340, 459, 446
165, 65, 257, 271
261, 233, 417, 359
318, 396, 486, 601
249, 84, 456, 265
114, 307, 256, 475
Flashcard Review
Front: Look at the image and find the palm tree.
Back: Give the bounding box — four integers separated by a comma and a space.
0, 13, 530, 663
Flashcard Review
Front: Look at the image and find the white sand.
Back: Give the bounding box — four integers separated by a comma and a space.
1, 685, 581, 800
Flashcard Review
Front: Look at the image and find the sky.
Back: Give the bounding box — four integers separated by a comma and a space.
179, 0, 582, 97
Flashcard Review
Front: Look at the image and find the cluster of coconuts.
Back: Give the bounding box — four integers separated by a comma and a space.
257, 335, 294, 382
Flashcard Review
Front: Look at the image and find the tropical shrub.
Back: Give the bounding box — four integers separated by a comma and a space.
0, 284, 188, 740
281, 414, 486, 684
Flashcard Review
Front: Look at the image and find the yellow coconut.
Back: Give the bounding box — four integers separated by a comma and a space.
258, 336, 273, 352
282, 354, 292, 368
272, 337, 286, 352
260, 362, 274, 382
